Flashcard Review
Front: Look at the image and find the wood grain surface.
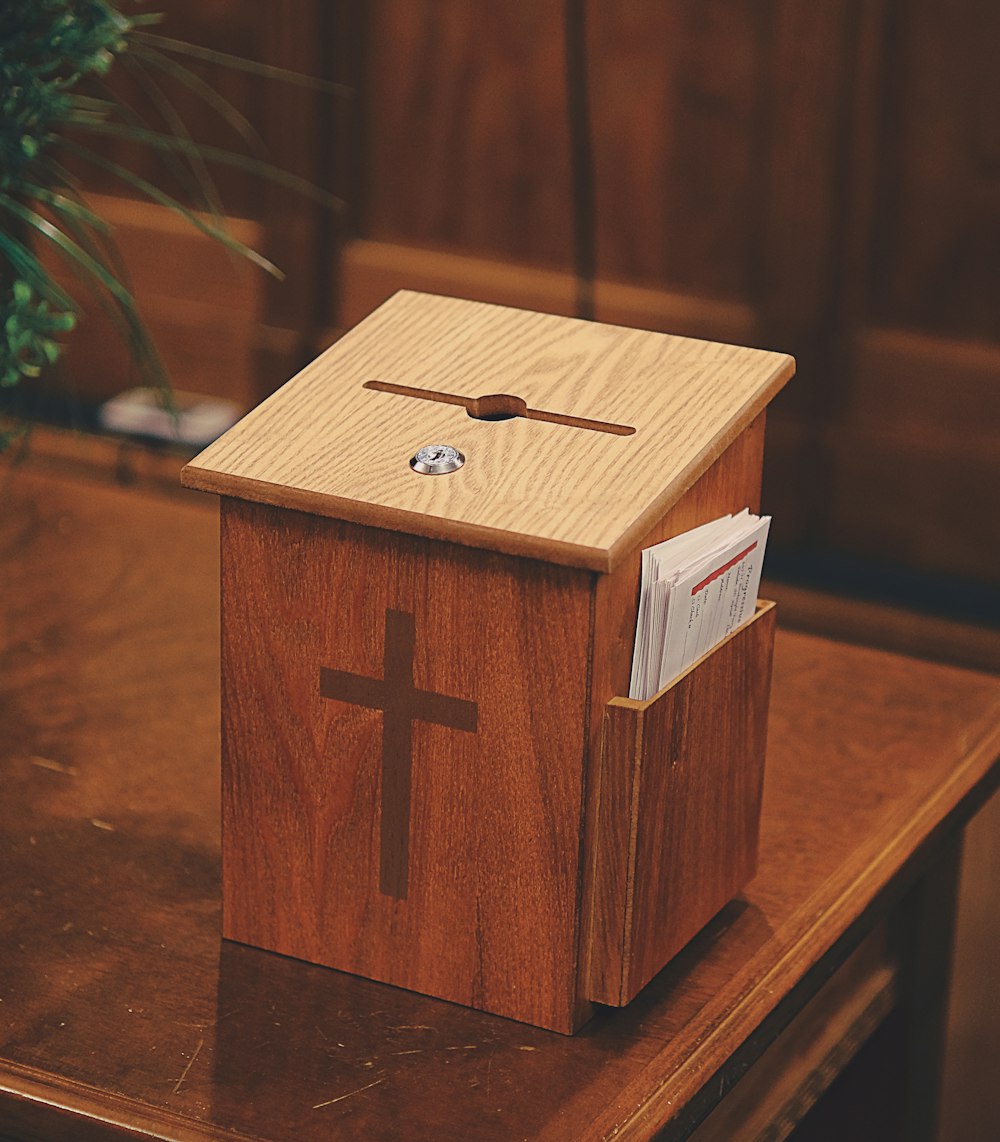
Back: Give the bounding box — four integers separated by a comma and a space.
587, 602, 776, 1006
578, 414, 766, 1000
220, 496, 594, 1032
215, 409, 768, 1029
182, 291, 793, 570
2, 468, 999, 1141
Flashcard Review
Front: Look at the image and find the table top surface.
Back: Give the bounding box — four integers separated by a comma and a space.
2, 466, 999, 1142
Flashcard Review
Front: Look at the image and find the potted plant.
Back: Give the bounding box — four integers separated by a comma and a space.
0, 0, 340, 450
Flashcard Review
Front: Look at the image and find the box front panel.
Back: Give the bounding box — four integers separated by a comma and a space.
220, 499, 594, 1031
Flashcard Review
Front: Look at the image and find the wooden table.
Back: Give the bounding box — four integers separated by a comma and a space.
2, 467, 998, 1141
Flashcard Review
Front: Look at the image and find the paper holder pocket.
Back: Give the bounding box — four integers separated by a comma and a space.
585, 599, 777, 1006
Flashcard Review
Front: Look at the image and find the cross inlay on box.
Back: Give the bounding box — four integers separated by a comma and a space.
319, 609, 478, 900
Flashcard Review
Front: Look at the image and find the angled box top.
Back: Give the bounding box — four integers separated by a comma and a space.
182, 291, 793, 572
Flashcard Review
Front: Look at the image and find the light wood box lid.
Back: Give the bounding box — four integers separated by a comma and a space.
182, 291, 794, 572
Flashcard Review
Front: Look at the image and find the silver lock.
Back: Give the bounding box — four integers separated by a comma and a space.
409, 444, 465, 475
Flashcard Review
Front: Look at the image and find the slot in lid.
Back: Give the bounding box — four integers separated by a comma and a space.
182, 291, 793, 571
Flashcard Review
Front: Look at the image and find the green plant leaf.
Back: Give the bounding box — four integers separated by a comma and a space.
129, 40, 268, 156
58, 139, 284, 278
68, 94, 119, 112
47, 203, 171, 397
0, 231, 78, 313
82, 71, 226, 218
130, 30, 353, 97
0, 195, 136, 309
34, 163, 137, 291
124, 12, 167, 28
122, 53, 227, 226
65, 120, 345, 211
27, 187, 110, 235
54, 180, 135, 282
0, 196, 169, 399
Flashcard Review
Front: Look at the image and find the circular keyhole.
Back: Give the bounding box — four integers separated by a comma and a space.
409, 444, 465, 474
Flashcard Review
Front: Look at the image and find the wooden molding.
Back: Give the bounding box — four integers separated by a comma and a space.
336, 238, 759, 344
38, 193, 265, 406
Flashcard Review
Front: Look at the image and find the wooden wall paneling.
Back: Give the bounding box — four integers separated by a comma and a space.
335, 239, 759, 343
354, 1, 859, 323
755, 0, 887, 550
254, 0, 332, 393
867, 0, 1000, 340
359, 1, 815, 300
846, 331, 1000, 442
826, 430, 999, 588
753, 0, 880, 342
359, 1, 781, 295
829, 330, 1000, 583
590, 0, 767, 296
68, 0, 266, 215
39, 194, 263, 406
583, 1, 685, 286
824, 0, 1000, 584
363, 0, 573, 266
325, 0, 371, 330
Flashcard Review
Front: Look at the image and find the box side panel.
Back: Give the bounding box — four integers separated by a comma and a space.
581, 416, 767, 996
624, 603, 776, 1002
591, 413, 766, 710
220, 498, 594, 1032
584, 705, 642, 1006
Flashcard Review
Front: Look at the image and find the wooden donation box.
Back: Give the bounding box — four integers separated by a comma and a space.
181, 291, 794, 1033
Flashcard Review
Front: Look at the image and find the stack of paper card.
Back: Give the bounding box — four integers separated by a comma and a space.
629, 510, 771, 700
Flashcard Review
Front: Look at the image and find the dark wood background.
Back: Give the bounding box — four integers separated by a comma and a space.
41, 0, 1000, 601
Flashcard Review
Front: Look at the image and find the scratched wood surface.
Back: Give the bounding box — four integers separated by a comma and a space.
220, 497, 594, 1033
3, 469, 1000, 1141
181, 291, 793, 570
587, 602, 776, 1006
